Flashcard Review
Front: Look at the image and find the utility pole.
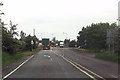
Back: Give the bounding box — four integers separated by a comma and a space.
0, 2, 3, 80
33, 29, 35, 36
118, 1, 120, 26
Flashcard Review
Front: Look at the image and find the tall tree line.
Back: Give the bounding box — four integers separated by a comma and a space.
77, 22, 119, 53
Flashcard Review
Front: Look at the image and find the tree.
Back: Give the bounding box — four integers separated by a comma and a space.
117, 28, 120, 54
69, 40, 77, 47
64, 39, 70, 47
9, 20, 19, 38
52, 37, 56, 42
24, 35, 39, 51
20, 30, 26, 40
77, 22, 119, 52
2, 26, 20, 54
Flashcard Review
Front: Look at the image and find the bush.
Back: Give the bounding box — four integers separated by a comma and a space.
96, 52, 118, 62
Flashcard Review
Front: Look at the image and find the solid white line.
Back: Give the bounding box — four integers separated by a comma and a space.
70, 59, 105, 79
62, 56, 97, 80
3, 55, 34, 79
111, 75, 118, 78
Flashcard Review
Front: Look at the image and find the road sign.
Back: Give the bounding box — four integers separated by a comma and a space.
106, 29, 115, 45
31, 40, 34, 44
106, 29, 115, 53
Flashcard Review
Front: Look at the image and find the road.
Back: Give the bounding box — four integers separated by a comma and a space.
3, 47, 119, 80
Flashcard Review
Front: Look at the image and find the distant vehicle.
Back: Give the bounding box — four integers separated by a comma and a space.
56, 43, 58, 46
42, 38, 50, 50
59, 42, 64, 48
50, 42, 56, 47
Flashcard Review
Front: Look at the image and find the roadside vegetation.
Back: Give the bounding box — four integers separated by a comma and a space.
76, 48, 119, 63
68, 22, 120, 63
2, 48, 40, 67
2, 20, 40, 67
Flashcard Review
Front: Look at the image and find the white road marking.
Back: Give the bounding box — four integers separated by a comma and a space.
44, 55, 46, 57
70, 59, 105, 79
62, 56, 97, 80
58, 53, 105, 80
3, 55, 34, 79
111, 75, 118, 78
48, 56, 50, 58
53, 51, 102, 80
62, 53, 64, 57
50, 58, 53, 61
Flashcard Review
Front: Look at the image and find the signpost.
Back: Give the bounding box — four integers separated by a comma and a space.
31, 40, 34, 51
106, 29, 115, 53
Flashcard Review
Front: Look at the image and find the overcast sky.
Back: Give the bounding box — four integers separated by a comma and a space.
1, 0, 120, 41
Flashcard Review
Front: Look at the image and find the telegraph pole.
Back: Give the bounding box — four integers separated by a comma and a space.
118, 1, 120, 26
33, 29, 35, 36
0, 2, 3, 80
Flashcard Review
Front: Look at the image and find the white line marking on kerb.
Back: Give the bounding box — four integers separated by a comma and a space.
3, 55, 34, 79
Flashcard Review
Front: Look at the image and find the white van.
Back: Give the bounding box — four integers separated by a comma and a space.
59, 42, 64, 48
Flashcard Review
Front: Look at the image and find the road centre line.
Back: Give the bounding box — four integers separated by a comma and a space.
3, 55, 34, 79
62, 56, 97, 80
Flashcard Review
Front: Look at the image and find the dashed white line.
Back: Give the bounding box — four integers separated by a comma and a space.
50, 58, 53, 61
3, 55, 34, 79
44, 55, 47, 57
48, 56, 50, 58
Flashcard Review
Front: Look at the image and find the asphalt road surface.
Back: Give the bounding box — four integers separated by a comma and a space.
3, 47, 119, 80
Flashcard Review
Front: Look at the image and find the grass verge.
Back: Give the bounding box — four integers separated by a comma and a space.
75, 48, 97, 54
2, 48, 40, 67
75, 48, 119, 63
96, 52, 119, 63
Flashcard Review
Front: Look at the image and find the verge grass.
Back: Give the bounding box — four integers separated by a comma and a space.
75, 48, 119, 63
2, 48, 40, 67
